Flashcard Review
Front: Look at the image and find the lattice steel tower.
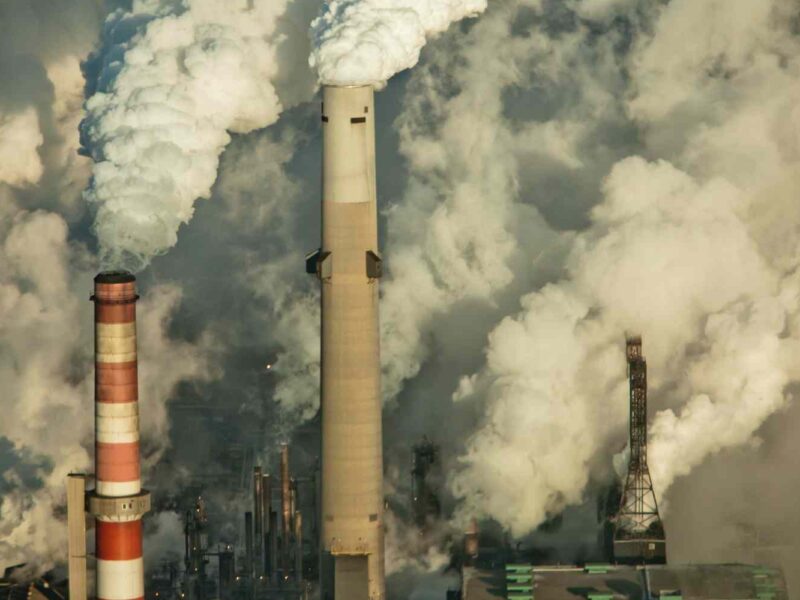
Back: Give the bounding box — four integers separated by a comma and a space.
613, 335, 667, 564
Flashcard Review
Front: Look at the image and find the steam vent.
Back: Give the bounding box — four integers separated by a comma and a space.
88, 271, 151, 600
307, 85, 385, 600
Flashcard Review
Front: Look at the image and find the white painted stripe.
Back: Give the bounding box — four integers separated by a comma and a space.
96, 323, 137, 363
97, 480, 140, 497
97, 402, 138, 417
97, 557, 143, 599
96, 403, 139, 444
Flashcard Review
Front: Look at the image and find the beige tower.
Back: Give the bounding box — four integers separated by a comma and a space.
307, 85, 384, 600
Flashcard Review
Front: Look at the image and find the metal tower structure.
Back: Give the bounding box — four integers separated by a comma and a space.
613, 335, 667, 564
183, 497, 209, 600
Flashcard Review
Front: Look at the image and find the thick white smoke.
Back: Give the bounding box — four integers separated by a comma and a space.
448, 0, 800, 535
0, 3, 217, 569
0, 108, 44, 187
309, 0, 488, 86
81, 0, 300, 271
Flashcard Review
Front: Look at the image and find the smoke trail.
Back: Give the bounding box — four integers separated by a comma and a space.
309, 0, 488, 86
81, 0, 300, 271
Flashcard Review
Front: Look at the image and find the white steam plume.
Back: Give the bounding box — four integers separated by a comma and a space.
0, 6, 218, 566
448, 0, 800, 535
81, 0, 298, 271
309, 0, 488, 87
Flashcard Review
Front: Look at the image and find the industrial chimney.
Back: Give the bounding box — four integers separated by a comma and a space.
307, 85, 385, 600
87, 271, 150, 600
613, 335, 666, 564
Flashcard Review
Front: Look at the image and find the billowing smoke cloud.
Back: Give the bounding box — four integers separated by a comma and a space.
447, 0, 800, 537
81, 0, 307, 271
309, 0, 488, 86
0, 108, 44, 186
0, 2, 218, 570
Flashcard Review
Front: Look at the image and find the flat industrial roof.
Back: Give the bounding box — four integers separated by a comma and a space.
463, 564, 787, 600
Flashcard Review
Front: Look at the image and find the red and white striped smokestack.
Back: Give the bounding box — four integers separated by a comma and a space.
88, 271, 150, 600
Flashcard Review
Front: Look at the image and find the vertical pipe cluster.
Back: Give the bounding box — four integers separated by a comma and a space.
247, 455, 306, 585
88, 271, 150, 600
315, 84, 385, 600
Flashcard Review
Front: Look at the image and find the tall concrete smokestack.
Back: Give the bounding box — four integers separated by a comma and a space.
87, 272, 150, 600
308, 85, 385, 600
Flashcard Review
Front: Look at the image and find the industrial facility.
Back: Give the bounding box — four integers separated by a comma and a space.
174, 445, 312, 600
0, 87, 789, 600
447, 337, 789, 599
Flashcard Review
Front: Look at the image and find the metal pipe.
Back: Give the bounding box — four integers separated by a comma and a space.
253, 467, 263, 577
262, 474, 271, 578
268, 510, 278, 583
281, 444, 291, 580
87, 271, 150, 600
245, 511, 254, 579
295, 511, 303, 583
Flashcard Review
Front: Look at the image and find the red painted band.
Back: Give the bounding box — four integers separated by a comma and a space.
94, 281, 137, 300
96, 442, 140, 482
96, 362, 137, 383
96, 362, 138, 403
95, 303, 136, 323
96, 520, 142, 560
97, 384, 138, 404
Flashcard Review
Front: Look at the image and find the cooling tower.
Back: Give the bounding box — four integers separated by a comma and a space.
308, 85, 385, 600
87, 271, 150, 600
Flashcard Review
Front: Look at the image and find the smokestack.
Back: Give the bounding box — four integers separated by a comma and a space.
262, 474, 272, 578
294, 511, 303, 583
253, 467, 264, 577
289, 478, 297, 531
87, 272, 150, 600
245, 511, 254, 578
280, 444, 291, 579
308, 85, 385, 600
268, 509, 278, 583
464, 518, 479, 567
66, 474, 87, 600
